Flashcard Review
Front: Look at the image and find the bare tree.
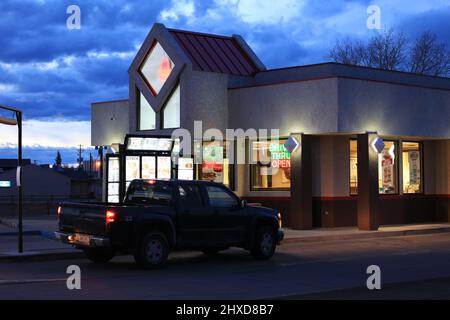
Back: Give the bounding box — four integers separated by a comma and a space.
328, 29, 450, 75
329, 38, 367, 65
409, 31, 450, 76
365, 30, 407, 70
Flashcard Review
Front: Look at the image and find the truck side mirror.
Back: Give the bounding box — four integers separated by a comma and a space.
240, 199, 247, 208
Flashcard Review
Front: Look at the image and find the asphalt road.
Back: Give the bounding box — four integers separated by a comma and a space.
2, 233, 450, 299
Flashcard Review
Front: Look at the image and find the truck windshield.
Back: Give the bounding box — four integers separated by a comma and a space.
126, 181, 172, 205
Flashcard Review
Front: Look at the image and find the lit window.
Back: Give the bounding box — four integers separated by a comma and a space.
402, 142, 422, 194
198, 141, 232, 188
139, 42, 174, 95
138, 91, 156, 130
349, 139, 358, 195
378, 141, 398, 194
250, 139, 291, 190
162, 85, 180, 129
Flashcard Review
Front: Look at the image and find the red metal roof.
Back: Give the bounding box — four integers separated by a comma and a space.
168, 28, 260, 76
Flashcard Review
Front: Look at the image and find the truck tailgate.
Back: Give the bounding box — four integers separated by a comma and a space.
59, 203, 109, 236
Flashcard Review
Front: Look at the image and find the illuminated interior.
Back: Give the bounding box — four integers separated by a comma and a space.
199, 141, 231, 187
138, 90, 156, 130
162, 85, 180, 129
402, 142, 422, 194
349, 139, 358, 195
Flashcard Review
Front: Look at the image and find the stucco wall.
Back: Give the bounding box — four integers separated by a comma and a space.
183, 70, 230, 135
91, 100, 129, 146
338, 78, 450, 138
227, 78, 339, 136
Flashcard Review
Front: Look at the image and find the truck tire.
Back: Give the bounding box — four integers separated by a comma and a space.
251, 226, 276, 260
134, 232, 170, 269
84, 248, 115, 263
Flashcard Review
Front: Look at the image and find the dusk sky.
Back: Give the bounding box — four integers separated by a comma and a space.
0, 0, 449, 164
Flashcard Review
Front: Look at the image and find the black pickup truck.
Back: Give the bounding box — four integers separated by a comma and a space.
56, 179, 284, 268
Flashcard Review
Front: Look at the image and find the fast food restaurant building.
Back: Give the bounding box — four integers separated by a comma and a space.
91, 23, 450, 230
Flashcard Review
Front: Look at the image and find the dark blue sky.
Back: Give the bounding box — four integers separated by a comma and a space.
0, 0, 449, 164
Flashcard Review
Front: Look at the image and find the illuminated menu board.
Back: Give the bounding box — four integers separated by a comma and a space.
178, 158, 194, 180
142, 156, 156, 179
157, 156, 171, 180
126, 156, 140, 181
107, 157, 120, 203
127, 137, 173, 151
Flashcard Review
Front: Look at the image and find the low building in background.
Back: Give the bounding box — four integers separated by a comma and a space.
0, 161, 101, 217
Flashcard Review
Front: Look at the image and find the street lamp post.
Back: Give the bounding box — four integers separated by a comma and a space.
0, 104, 23, 253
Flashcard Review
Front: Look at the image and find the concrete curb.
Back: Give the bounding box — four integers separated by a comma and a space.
282, 226, 450, 244
0, 250, 85, 263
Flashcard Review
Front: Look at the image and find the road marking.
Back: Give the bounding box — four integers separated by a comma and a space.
0, 278, 66, 286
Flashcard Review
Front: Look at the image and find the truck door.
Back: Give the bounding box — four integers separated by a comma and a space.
176, 183, 213, 247
205, 185, 248, 246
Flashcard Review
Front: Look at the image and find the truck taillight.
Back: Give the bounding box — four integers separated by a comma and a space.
106, 210, 116, 224
57, 206, 62, 216
277, 212, 282, 229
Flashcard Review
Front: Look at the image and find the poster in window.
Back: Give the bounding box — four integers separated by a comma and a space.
381, 151, 394, 189
157, 156, 171, 180
408, 151, 420, 185
108, 158, 120, 182
126, 156, 140, 181
142, 156, 156, 179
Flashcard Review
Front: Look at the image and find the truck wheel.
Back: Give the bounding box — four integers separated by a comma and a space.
84, 248, 115, 263
135, 232, 169, 269
251, 226, 276, 260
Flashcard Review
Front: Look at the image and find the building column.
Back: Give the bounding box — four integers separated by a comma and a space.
289, 133, 313, 230
357, 133, 380, 230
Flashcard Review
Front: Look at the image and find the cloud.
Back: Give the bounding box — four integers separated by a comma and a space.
0, 119, 90, 148
160, 0, 195, 22
215, 0, 305, 25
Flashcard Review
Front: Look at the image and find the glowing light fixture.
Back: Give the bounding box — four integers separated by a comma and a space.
371, 137, 385, 154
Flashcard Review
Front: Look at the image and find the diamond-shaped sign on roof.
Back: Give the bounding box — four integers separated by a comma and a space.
371, 137, 385, 153
284, 136, 300, 153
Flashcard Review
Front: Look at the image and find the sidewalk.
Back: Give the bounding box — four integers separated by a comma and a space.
0, 217, 82, 261
283, 223, 450, 243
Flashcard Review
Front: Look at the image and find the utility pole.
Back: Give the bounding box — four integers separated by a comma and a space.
89, 153, 93, 176
77, 144, 84, 171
